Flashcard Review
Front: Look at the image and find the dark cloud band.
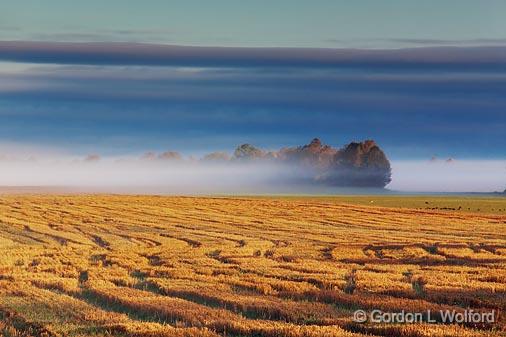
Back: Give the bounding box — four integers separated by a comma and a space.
1, 41, 506, 69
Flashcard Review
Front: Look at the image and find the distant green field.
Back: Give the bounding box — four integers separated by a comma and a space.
239, 194, 506, 214
316, 195, 506, 214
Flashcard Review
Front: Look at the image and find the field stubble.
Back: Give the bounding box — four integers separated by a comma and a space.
0, 195, 505, 336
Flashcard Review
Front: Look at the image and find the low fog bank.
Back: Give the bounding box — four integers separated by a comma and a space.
0, 158, 390, 194
0, 138, 504, 194
0, 157, 504, 194
0, 160, 268, 193
390, 160, 506, 193
0, 159, 373, 194
0, 138, 394, 193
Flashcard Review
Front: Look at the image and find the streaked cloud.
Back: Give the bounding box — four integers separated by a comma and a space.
325, 38, 506, 49
26, 28, 176, 44
1, 41, 506, 70
0, 42, 505, 162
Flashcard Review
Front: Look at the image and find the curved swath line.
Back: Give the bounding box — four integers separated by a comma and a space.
166, 225, 247, 247
82, 284, 360, 336
30, 282, 177, 327
0, 229, 47, 244
377, 287, 505, 311
0, 306, 59, 337
131, 237, 163, 247
183, 231, 247, 247
159, 233, 202, 248
129, 279, 340, 325
90, 235, 111, 249
20, 225, 93, 247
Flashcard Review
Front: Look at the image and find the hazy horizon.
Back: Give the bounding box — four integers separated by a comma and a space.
0, 144, 504, 193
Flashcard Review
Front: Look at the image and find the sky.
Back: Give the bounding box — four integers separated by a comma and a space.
0, 1, 505, 191
2, 1, 506, 48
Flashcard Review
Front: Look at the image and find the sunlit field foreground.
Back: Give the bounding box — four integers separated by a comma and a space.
0, 195, 505, 337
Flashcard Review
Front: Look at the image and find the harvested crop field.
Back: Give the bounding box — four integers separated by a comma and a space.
0, 195, 505, 336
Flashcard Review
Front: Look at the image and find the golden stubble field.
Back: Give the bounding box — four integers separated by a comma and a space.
0, 195, 505, 337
